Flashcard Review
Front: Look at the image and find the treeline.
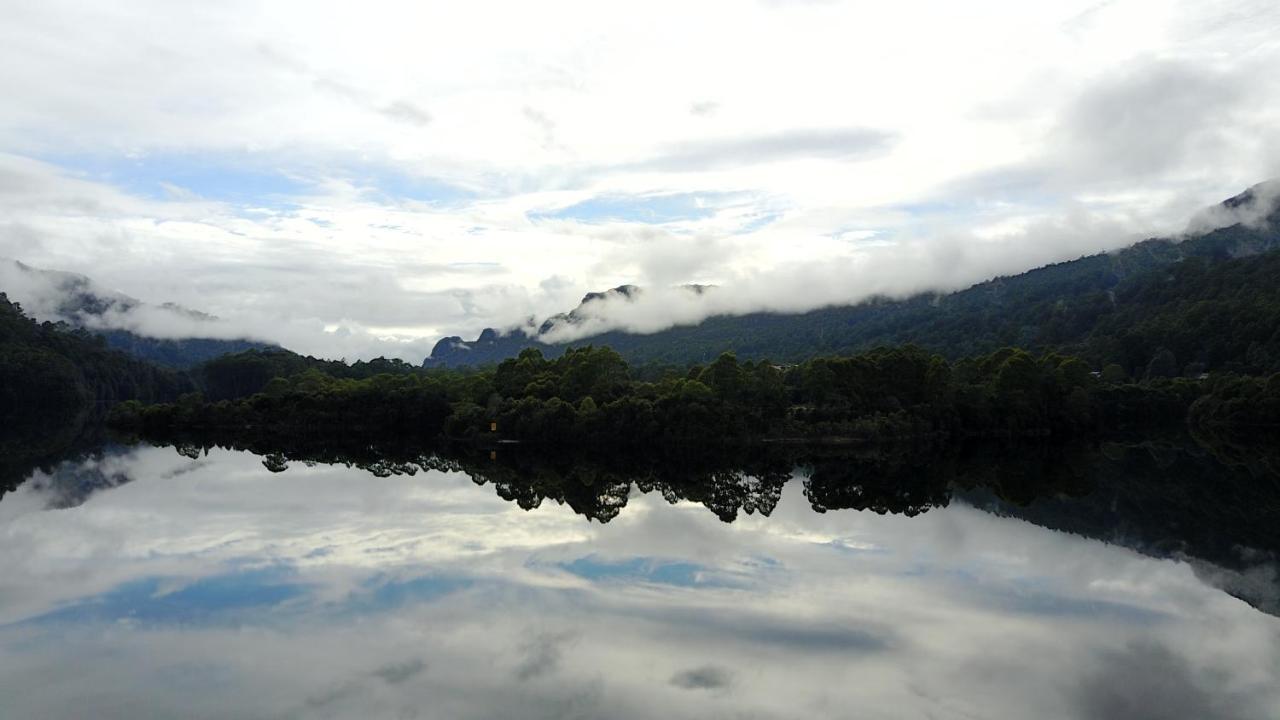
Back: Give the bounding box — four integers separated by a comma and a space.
0, 293, 192, 431
110, 342, 1276, 448
196, 348, 428, 400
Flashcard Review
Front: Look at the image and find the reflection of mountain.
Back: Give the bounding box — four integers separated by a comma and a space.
1, 259, 273, 368
18, 445, 138, 509
424, 184, 1280, 368
0, 425, 136, 508
0, 424, 93, 500
958, 440, 1280, 614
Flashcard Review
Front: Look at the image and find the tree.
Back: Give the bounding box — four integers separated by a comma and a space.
1101, 364, 1127, 384
1145, 348, 1178, 380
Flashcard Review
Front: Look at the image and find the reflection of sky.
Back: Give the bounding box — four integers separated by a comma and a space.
1, 447, 1278, 719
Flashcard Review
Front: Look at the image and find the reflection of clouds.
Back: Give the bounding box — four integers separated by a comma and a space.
0, 447, 1277, 719
514, 631, 575, 681
670, 664, 732, 690
1072, 640, 1272, 720
372, 657, 427, 685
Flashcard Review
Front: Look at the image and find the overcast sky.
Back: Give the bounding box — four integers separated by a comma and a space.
1, 0, 1278, 359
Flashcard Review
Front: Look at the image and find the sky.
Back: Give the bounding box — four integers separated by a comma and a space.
1, 0, 1279, 360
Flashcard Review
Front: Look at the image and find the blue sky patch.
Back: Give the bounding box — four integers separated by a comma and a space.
353, 572, 473, 610
46, 152, 313, 204
558, 555, 740, 588
11, 566, 481, 630
533, 192, 735, 224
353, 170, 479, 207
41, 152, 478, 208
16, 566, 307, 627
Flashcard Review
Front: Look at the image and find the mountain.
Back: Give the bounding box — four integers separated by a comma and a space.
0, 260, 274, 368
428, 283, 713, 363
424, 183, 1280, 374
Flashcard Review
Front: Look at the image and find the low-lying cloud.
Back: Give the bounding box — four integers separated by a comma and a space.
532, 201, 1204, 344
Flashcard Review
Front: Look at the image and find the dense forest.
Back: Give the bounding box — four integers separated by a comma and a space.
425, 188, 1280, 370
0, 293, 192, 432
109, 340, 1279, 449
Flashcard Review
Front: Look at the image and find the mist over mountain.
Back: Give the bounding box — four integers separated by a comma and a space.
425, 182, 1280, 370
0, 259, 274, 368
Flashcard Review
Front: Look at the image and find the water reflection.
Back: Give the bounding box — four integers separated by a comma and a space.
0, 437, 1278, 719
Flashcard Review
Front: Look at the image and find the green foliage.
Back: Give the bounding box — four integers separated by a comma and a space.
1188, 373, 1280, 436
0, 293, 192, 428
112, 336, 1228, 449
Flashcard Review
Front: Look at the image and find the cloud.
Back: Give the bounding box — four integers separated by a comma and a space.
372, 658, 427, 685
1187, 180, 1280, 234
514, 631, 576, 681
535, 205, 1162, 343
523, 107, 559, 151
381, 101, 433, 127
669, 665, 732, 690
688, 101, 720, 117
635, 128, 896, 172
1060, 62, 1244, 175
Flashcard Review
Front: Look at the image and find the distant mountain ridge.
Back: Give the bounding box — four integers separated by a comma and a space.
423, 183, 1280, 370
430, 283, 714, 360
536, 283, 712, 335
1, 260, 274, 368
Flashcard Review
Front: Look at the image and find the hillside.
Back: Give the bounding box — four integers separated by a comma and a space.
424, 184, 1280, 375
0, 260, 274, 368
0, 293, 193, 432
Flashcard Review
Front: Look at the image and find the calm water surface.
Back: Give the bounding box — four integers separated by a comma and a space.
1, 443, 1278, 719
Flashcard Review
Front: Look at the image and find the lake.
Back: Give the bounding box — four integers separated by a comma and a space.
1, 439, 1278, 719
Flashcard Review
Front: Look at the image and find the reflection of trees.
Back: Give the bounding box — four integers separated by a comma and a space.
946, 442, 1096, 506
1189, 423, 1280, 480
636, 451, 793, 523
802, 447, 953, 516
451, 448, 795, 523
84, 434, 1122, 524
462, 456, 634, 523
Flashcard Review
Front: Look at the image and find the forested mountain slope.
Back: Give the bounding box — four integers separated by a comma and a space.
0, 293, 193, 430
424, 185, 1280, 374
